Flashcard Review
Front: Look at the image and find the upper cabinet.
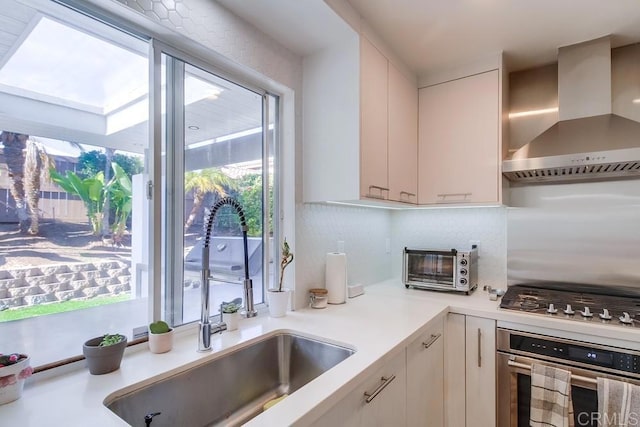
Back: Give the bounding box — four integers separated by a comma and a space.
418, 69, 504, 205
303, 32, 418, 205
360, 36, 418, 203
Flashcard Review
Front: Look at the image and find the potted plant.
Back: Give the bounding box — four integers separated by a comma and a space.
221, 302, 241, 331
148, 320, 174, 354
82, 333, 127, 375
267, 238, 294, 318
0, 353, 33, 405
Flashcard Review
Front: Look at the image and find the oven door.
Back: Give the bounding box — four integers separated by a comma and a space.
497, 352, 640, 427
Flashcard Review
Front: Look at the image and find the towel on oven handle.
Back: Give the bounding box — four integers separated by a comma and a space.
530, 363, 574, 427
597, 377, 640, 427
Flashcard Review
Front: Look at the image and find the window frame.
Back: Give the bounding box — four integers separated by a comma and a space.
0, 0, 293, 369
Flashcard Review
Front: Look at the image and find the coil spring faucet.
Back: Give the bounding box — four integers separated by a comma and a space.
198, 197, 257, 352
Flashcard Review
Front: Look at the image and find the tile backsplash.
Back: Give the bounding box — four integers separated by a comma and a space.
294, 203, 392, 309
294, 204, 508, 309
391, 207, 508, 289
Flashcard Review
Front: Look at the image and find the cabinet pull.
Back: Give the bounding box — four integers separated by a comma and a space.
436, 192, 472, 203
366, 185, 390, 200
477, 328, 482, 368
364, 375, 396, 403
422, 333, 442, 349
400, 191, 416, 198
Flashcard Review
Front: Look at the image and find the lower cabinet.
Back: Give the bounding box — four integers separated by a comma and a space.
407, 317, 444, 427
311, 348, 407, 427
311, 314, 493, 427
445, 313, 496, 427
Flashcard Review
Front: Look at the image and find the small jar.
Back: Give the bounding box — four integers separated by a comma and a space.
309, 288, 329, 309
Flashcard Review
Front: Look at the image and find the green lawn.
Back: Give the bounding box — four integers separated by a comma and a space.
0, 294, 130, 322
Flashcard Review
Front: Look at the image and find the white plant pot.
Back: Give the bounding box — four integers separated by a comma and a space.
223, 312, 240, 331
0, 356, 31, 405
148, 329, 174, 354
267, 289, 291, 318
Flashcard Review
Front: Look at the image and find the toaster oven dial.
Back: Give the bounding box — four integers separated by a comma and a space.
460, 259, 468, 266
459, 268, 468, 276
459, 278, 468, 285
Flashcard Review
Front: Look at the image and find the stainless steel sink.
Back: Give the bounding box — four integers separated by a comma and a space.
105, 332, 355, 426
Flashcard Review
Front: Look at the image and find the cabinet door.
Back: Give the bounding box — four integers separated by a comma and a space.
407, 317, 444, 427
418, 70, 500, 205
445, 313, 466, 427
360, 349, 407, 426
465, 316, 496, 427
388, 61, 418, 204
311, 349, 406, 427
360, 36, 389, 200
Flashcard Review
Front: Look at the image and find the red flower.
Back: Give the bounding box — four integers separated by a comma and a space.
18, 366, 33, 380
0, 374, 17, 388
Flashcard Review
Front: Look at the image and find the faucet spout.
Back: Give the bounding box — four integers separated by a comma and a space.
198, 197, 257, 352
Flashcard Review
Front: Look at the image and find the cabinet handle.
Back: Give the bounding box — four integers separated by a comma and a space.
364, 375, 396, 403
477, 328, 482, 368
366, 185, 390, 199
400, 191, 416, 198
436, 192, 472, 203
422, 333, 442, 349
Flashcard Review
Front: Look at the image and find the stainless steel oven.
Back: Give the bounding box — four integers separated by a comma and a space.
497, 328, 640, 427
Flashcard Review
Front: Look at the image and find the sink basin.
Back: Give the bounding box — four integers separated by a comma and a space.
105, 332, 355, 426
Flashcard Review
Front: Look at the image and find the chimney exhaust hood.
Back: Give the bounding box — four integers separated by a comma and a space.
503, 37, 640, 183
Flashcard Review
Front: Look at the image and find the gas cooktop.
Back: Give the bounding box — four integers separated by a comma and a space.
500, 283, 640, 329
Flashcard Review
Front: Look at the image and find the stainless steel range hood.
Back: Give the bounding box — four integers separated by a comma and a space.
503, 37, 640, 183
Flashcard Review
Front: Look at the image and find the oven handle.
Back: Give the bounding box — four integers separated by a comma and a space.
507, 360, 597, 385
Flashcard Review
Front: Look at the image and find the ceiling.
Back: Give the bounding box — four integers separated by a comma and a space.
218, 0, 640, 77
346, 0, 640, 75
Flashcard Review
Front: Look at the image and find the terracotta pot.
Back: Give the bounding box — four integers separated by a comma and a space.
82, 335, 127, 375
0, 355, 31, 405
267, 289, 291, 318
148, 328, 174, 354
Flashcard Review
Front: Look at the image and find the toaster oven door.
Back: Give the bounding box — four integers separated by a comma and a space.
404, 249, 456, 287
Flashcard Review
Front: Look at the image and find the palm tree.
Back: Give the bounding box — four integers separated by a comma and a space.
1, 131, 28, 232
184, 168, 236, 231
23, 139, 53, 235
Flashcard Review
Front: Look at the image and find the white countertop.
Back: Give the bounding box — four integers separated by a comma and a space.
4, 280, 640, 426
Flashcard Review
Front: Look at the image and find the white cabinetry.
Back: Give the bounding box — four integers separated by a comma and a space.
360, 35, 389, 200
445, 313, 496, 427
418, 70, 502, 205
311, 349, 407, 427
407, 317, 444, 427
388, 60, 418, 203
303, 32, 418, 205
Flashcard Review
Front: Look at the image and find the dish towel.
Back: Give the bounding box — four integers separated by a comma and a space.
530, 363, 574, 427
597, 377, 640, 427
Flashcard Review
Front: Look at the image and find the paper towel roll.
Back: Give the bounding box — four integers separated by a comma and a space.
325, 252, 347, 304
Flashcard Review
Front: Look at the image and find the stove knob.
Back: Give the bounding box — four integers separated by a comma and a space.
547, 303, 558, 314
564, 304, 575, 315
620, 312, 634, 325
580, 307, 593, 318
599, 309, 612, 320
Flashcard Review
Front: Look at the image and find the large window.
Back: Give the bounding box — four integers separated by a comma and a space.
0, 0, 279, 367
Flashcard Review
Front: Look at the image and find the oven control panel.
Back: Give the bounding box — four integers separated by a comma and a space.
509, 333, 640, 375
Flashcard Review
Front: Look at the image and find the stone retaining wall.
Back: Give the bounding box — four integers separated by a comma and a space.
0, 261, 131, 309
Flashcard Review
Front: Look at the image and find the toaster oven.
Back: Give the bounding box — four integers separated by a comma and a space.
403, 247, 478, 294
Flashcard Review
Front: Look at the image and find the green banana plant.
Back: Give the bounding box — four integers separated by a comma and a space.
50, 168, 110, 235
109, 163, 132, 243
